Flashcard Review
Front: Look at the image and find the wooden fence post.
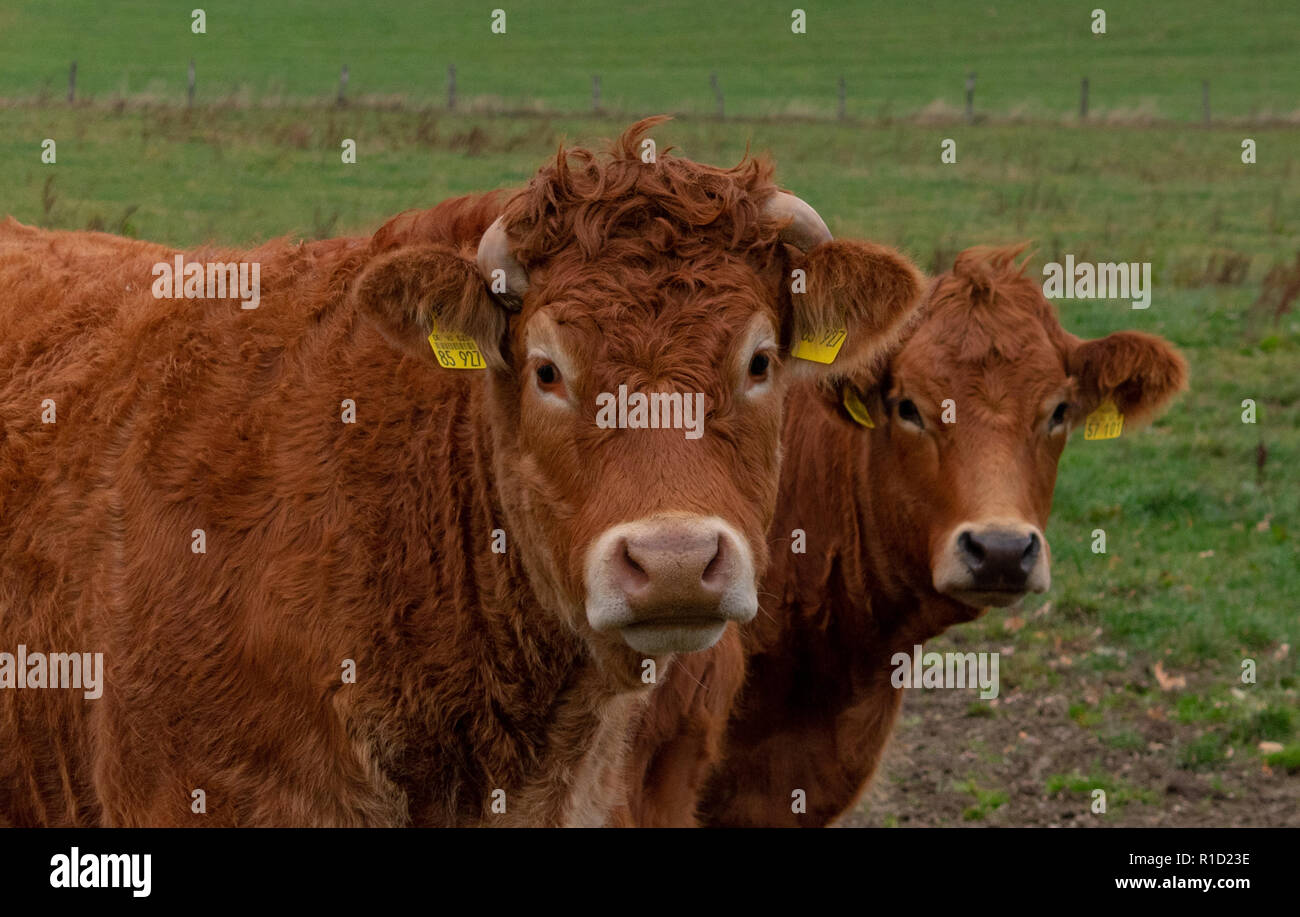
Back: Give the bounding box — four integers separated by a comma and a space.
1080, 77, 1089, 118
448, 65, 457, 111
337, 65, 349, 107
965, 71, 976, 122
710, 71, 724, 119
68, 61, 77, 103
187, 59, 196, 107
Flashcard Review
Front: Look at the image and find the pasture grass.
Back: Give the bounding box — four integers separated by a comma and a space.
1045, 770, 1160, 808
2, 107, 1296, 278
956, 779, 1009, 821
1266, 745, 1300, 773
2, 1, 1298, 122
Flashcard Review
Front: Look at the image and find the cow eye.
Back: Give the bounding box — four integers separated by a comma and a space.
535, 362, 564, 396
897, 399, 923, 428
1049, 401, 1069, 429
744, 350, 777, 394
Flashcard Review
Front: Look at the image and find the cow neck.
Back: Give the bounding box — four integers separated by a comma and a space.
755, 389, 880, 675
758, 386, 972, 684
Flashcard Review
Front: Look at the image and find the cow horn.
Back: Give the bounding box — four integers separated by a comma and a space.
476, 216, 529, 308
763, 192, 832, 250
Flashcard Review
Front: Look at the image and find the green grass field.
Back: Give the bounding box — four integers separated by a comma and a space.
3, 1, 1300, 120
0, 0, 1295, 824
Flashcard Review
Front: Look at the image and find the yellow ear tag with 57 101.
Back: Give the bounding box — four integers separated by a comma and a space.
791, 326, 848, 364
841, 386, 875, 429
1083, 400, 1124, 440
427, 321, 486, 370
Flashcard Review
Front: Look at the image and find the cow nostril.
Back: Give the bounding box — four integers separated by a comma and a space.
617, 539, 650, 589
1021, 532, 1041, 572
957, 530, 984, 568
701, 533, 727, 587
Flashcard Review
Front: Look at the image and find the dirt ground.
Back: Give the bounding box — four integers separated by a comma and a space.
841, 673, 1299, 828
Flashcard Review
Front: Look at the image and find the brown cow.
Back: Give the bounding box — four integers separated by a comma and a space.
0, 119, 924, 826
625, 244, 1187, 827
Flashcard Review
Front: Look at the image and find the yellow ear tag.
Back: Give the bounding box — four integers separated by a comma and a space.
1083, 400, 1124, 440
427, 321, 486, 370
791, 326, 848, 364
841, 386, 875, 429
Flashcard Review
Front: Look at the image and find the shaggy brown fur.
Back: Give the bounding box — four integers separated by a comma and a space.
0, 119, 923, 826
626, 244, 1188, 827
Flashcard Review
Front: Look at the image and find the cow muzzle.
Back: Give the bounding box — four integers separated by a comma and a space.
583, 514, 758, 655
932, 519, 1051, 608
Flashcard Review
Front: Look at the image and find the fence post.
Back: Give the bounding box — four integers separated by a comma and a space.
592, 74, 601, 112
448, 64, 457, 111
187, 59, 196, 107
838, 76, 846, 121
337, 65, 349, 107
710, 71, 724, 119
1201, 80, 1210, 124
1080, 77, 1089, 118
68, 61, 77, 103
965, 71, 976, 123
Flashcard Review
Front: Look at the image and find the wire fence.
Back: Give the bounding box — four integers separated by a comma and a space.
39, 60, 1300, 127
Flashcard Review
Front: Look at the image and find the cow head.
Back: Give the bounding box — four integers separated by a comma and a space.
355, 118, 924, 678
835, 245, 1186, 612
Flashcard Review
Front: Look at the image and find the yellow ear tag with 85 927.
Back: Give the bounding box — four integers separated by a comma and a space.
792, 326, 848, 364
841, 386, 874, 429
427, 321, 486, 370
1083, 400, 1124, 440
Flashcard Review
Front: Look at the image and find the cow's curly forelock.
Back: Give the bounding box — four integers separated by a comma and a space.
501, 116, 784, 267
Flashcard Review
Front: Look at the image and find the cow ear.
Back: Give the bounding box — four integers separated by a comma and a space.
353, 244, 509, 369
785, 240, 924, 384
1067, 330, 1188, 428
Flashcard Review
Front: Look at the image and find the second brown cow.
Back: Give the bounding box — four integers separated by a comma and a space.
625, 244, 1188, 827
